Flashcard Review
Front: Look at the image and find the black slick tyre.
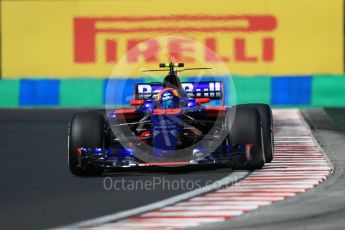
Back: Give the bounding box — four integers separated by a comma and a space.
228, 106, 265, 169
68, 112, 105, 176
235, 104, 274, 163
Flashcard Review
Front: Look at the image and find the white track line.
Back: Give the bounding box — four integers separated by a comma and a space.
52, 172, 248, 230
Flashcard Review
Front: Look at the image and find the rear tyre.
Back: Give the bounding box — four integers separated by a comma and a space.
68, 112, 105, 176
228, 106, 265, 170
237, 104, 274, 162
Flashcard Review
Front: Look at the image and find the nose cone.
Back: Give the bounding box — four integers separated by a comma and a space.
151, 109, 183, 158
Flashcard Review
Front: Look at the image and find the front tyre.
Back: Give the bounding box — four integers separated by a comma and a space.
228, 106, 265, 170
236, 104, 274, 162
68, 112, 105, 176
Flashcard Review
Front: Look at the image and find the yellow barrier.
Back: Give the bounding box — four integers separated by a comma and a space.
1, 0, 343, 78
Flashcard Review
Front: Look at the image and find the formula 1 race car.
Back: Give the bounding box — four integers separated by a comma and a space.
68, 62, 274, 176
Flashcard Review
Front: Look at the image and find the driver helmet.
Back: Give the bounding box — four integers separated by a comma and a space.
157, 88, 180, 109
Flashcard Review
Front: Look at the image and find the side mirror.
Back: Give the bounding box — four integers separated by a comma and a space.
130, 99, 145, 106
195, 98, 210, 104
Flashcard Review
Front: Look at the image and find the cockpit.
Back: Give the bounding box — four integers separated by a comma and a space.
157, 88, 181, 109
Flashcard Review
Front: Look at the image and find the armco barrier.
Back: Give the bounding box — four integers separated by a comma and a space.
0, 75, 345, 108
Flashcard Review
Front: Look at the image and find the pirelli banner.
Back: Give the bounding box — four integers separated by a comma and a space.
1, 0, 343, 78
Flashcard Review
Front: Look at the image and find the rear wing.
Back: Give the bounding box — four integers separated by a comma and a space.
135, 81, 224, 102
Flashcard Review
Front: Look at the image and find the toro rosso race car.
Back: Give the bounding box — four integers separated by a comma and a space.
68, 62, 274, 176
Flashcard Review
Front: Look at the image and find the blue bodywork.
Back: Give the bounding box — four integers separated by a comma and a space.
79, 81, 247, 168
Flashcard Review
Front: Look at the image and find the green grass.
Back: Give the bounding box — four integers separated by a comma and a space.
325, 108, 345, 134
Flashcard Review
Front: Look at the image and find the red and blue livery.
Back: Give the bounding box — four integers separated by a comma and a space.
68, 63, 274, 176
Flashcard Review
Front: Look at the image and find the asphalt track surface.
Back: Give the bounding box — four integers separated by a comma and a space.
84, 109, 331, 229
196, 109, 345, 230
1, 109, 343, 230
0, 109, 234, 230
